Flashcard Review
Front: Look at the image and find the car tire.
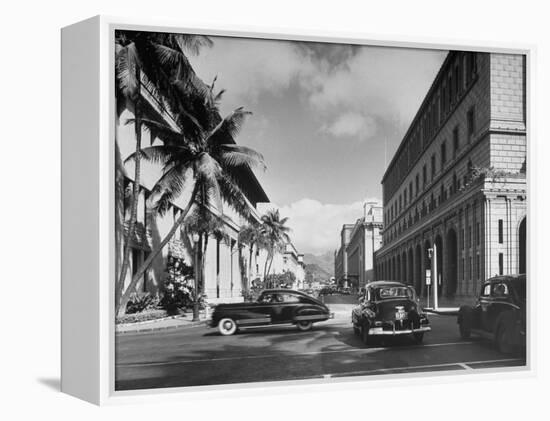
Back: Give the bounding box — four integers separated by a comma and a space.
218, 318, 238, 336
413, 332, 424, 343
458, 306, 473, 339
361, 323, 370, 346
296, 321, 313, 331
353, 325, 360, 336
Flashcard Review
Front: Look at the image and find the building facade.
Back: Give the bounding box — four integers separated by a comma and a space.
346, 204, 384, 289
334, 224, 355, 286
116, 76, 271, 304
375, 52, 527, 303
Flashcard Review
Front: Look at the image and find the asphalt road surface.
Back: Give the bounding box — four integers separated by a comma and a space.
115, 295, 526, 391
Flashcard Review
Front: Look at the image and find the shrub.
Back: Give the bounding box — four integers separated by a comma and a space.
116, 309, 168, 324
126, 293, 159, 314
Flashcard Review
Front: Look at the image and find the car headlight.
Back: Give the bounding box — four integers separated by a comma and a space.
364, 308, 376, 318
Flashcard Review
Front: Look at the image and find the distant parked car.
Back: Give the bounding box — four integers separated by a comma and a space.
351, 281, 431, 346
457, 274, 526, 354
210, 289, 334, 336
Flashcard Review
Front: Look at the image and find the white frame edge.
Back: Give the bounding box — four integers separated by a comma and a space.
60, 15, 536, 406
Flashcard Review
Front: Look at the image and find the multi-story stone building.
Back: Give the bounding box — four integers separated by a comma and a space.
374, 51, 527, 303
346, 204, 384, 288
334, 224, 355, 286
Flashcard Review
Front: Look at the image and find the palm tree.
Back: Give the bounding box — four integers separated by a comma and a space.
116, 106, 266, 316
185, 199, 231, 294
260, 209, 291, 287
114, 31, 212, 306
238, 222, 266, 292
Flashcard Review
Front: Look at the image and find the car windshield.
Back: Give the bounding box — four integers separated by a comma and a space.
376, 286, 415, 300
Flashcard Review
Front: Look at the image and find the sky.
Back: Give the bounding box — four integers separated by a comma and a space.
188, 36, 447, 255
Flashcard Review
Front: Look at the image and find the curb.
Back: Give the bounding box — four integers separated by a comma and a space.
116, 317, 211, 334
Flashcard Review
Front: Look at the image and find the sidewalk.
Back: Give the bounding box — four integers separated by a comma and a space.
116, 310, 211, 334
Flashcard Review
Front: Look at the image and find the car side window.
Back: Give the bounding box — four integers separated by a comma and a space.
281, 294, 300, 303
481, 284, 491, 296
366, 289, 372, 302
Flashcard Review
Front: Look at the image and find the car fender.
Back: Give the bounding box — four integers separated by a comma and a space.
293, 305, 327, 322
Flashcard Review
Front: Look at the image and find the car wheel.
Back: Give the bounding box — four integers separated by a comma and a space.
297, 321, 313, 331
361, 324, 370, 346
413, 332, 424, 343
218, 318, 237, 336
353, 325, 360, 336
495, 320, 515, 354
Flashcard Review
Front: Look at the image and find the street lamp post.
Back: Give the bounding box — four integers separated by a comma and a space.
432, 241, 439, 310
192, 233, 200, 322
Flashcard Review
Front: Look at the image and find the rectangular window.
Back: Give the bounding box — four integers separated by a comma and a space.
461, 257, 465, 280
476, 222, 480, 246
468, 226, 472, 248
453, 126, 459, 157
441, 141, 447, 168
467, 106, 475, 140
469, 256, 473, 280
499, 253, 504, 275
431, 154, 436, 179
461, 228, 465, 250
423, 165, 427, 186
416, 174, 419, 196
409, 181, 413, 202
455, 65, 461, 97
498, 219, 503, 244
476, 255, 481, 280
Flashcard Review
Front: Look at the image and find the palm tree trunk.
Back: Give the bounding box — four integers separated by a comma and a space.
263, 253, 270, 288
116, 71, 142, 307
201, 232, 208, 295
266, 254, 274, 283
117, 181, 200, 316
248, 246, 254, 291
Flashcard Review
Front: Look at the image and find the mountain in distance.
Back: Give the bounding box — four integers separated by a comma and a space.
303, 251, 334, 283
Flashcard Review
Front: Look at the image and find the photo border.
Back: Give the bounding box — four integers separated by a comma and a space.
94, 15, 535, 404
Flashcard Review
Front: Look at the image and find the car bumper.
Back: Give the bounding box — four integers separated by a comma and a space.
368, 326, 431, 336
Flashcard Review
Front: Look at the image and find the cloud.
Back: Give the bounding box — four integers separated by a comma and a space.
259, 197, 381, 255
322, 112, 376, 140
189, 38, 446, 138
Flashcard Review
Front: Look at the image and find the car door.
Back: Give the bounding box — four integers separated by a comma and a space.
486, 281, 512, 332
278, 293, 302, 323
479, 282, 493, 331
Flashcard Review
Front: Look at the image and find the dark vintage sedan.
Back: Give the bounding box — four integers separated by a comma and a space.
351, 281, 431, 345
210, 289, 334, 335
457, 274, 526, 354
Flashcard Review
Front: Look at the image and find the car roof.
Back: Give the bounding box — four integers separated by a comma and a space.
261, 289, 307, 295
366, 280, 409, 288
485, 274, 526, 284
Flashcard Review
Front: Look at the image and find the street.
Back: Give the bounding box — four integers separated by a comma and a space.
115, 296, 526, 391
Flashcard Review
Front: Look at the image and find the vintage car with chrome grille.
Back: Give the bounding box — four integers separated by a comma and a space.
351, 281, 431, 345
210, 289, 334, 335
457, 274, 526, 354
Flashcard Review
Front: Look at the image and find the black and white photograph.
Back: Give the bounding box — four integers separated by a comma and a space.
113, 29, 528, 391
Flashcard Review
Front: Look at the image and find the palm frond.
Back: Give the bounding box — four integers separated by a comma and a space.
174, 35, 213, 56
216, 144, 266, 171
125, 117, 183, 145
124, 145, 184, 165
206, 107, 252, 147
115, 42, 140, 100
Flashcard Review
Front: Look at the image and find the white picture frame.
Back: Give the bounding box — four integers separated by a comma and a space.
61, 15, 535, 405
